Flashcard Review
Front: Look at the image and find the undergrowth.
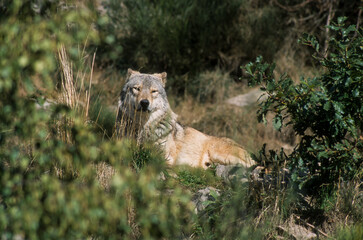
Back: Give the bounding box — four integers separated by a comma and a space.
0, 1, 361, 239
173, 166, 223, 192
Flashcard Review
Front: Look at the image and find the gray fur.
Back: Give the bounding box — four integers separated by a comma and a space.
117, 71, 179, 144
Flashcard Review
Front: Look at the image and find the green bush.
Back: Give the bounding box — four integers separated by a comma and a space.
187, 69, 234, 103
102, 0, 242, 72
99, 0, 286, 95
174, 166, 222, 191
245, 17, 362, 193
3, 1, 360, 238
0, 1, 194, 239
195, 184, 272, 239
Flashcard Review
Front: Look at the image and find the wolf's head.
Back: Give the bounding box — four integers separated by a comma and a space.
119, 69, 169, 115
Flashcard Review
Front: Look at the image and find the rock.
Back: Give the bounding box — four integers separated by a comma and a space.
226, 88, 267, 107
35, 99, 56, 110
277, 219, 317, 240
157, 171, 166, 181
215, 164, 249, 184
192, 187, 220, 214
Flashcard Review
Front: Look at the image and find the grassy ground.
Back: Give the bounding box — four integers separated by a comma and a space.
2, 1, 361, 238
36, 43, 361, 239
85, 61, 362, 239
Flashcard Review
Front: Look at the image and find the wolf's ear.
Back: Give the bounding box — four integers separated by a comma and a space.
153, 72, 167, 87
126, 68, 139, 81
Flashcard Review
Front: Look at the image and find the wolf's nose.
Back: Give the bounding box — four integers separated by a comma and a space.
140, 99, 150, 110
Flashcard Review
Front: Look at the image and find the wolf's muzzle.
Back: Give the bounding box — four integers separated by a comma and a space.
139, 99, 150, 112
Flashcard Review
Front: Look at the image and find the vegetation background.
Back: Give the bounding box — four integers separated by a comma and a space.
0, 0, 361, 239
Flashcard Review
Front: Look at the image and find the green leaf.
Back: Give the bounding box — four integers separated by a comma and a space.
352, 89, 359, 97
245, 63, 253, 75
327, 25, 340, 31
266, 81, 275, 91
317, 151, 329, 159
273, 116, 282, 131
337, 16, 347, 25
342, 25, 357, 37
298, 158, 304, 167
323, 101, 331, 111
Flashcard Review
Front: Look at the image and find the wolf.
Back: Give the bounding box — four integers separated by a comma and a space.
116, 69, 255, 169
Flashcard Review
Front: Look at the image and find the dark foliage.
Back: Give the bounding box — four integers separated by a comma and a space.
245, 17, 362, 193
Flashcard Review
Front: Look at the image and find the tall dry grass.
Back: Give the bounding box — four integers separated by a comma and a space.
58, 44, 96, 119
173, 94, 296, 155
115, 98, 147, 142
56, 44, 98, 178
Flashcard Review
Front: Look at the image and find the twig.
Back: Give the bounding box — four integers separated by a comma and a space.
323, 0, 335, 58
273, 0, 314, 12
353, 8, 362, 39
85, 52, 96, 119
255, 206, 271, 227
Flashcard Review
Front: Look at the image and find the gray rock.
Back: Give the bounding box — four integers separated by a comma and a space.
226, 88, 267, 107
192, 187, 220, 214
277, 219, 317, 240
215, 164, 249, 184
35, 99, 56, 110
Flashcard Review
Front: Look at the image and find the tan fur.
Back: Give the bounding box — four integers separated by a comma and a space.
164, 127, 255, 169
117, 69, 255, 169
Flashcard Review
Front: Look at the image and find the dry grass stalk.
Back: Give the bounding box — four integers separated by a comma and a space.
56, 44, 96, 178
58, 45, 77, 109
58, 44, 95, 119
57, 45, 78, 145
115, 97, 145, 144
85, 52, 96, 119
94, 162, 116, 190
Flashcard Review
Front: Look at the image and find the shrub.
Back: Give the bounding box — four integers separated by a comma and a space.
99, 0, 287, 95
245, 17, 362, 193
102, 0, 243, 73
187, 69, 234, 103
0, 1, 194, 238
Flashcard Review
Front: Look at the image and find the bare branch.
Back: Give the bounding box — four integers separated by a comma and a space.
353, 8, 362, 39
273, 0, 314, 12
323, 0, 335, 58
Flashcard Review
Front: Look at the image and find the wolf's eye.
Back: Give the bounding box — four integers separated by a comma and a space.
133, 87, 140, 91
151, 90, 158, 94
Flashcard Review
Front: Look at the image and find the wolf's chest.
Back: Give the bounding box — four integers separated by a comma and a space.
140, 117, 174, 143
